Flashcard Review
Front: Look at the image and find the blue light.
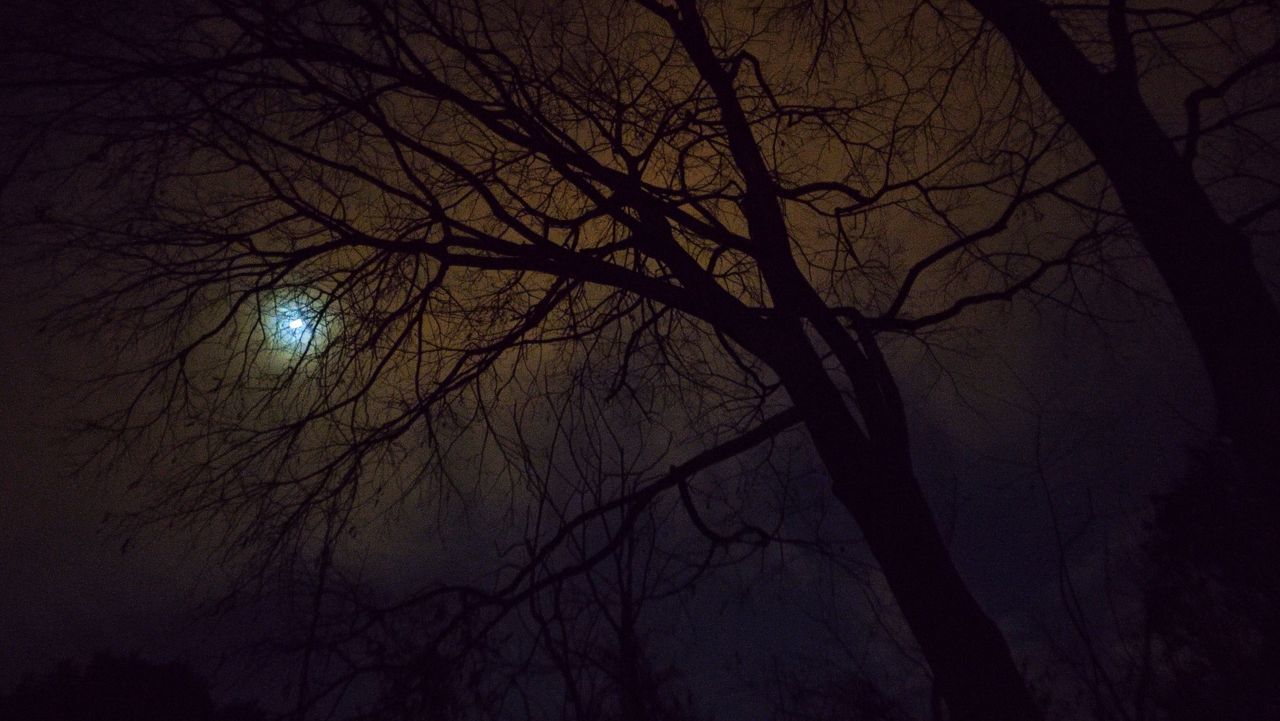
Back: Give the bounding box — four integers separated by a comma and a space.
276, 308, 315, 347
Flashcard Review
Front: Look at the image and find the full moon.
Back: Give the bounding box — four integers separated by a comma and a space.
261, 291, 332, 357
274, 307, 316, 348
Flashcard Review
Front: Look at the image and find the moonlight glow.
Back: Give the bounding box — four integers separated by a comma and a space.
274, 306, 318, 348
260, 289, 334, 357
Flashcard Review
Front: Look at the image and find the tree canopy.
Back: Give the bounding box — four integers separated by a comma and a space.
3, 1, 1276, 719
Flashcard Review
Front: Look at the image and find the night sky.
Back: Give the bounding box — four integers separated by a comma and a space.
0, 261, 1214, 712
0, 1, 1274, 719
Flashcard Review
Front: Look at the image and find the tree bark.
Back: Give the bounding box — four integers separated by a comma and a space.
761, 328, 1042, 721
967, 0, 1280, 476
664, 4, 1041, 714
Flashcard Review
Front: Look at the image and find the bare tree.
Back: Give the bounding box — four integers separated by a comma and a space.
938, 5, 1280, 718
505, 384, 717, 721
957, 0, 1280, 475
786, 0, 1280, 475
1, 0, 1139, 718
787, 4, 1280, 713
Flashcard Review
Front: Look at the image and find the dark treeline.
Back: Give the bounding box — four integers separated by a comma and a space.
0, 652, 265, 721
0, 1, 1276, 720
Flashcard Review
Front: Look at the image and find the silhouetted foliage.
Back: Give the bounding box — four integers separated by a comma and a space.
0, 653, 266, 721
1144, 447, 1280, 721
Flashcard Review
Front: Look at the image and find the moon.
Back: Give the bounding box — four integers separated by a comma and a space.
274, 307, 316, 348
261, 292, 333, 358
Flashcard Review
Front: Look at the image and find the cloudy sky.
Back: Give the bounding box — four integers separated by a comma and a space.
0, 250, 1216, 712
0, 1, 1261, 717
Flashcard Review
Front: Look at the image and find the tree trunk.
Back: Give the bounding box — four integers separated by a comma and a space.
617, 586, 645, 721
764, 329, 1042, 721
666, 5, 1040, 713
967, 0, 1280, 476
